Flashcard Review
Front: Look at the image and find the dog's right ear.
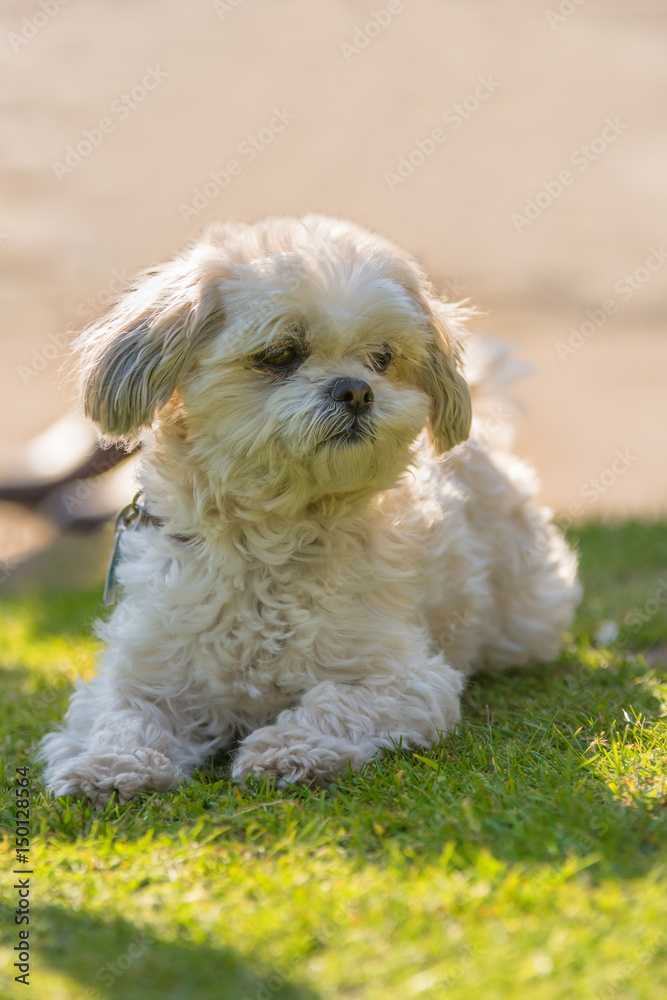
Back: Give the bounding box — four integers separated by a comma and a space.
72, 244, 229, 443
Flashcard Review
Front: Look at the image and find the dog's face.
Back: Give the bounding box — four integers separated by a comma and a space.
74, 216, 472, 512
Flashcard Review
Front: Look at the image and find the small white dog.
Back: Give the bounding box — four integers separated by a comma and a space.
40, 215, 580, 803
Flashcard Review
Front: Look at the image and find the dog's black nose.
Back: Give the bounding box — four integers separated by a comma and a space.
329, 378, 374, 414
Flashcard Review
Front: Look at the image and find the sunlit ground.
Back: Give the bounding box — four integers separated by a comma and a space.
1, 521, 666, 999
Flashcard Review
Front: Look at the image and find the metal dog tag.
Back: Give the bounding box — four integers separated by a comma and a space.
103, 493, 147, 607
103, 529, 125, 606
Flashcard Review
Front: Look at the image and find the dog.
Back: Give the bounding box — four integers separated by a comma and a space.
40, 214, 581, 804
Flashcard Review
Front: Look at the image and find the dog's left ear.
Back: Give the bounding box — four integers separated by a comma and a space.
415, 297, 472, 454
383, 249, 472, 454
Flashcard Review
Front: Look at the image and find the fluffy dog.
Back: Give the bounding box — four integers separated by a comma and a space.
40, 215, 580, 803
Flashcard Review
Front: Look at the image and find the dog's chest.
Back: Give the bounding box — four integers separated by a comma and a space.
196, 529, 418, 697
200, 565, 359, 684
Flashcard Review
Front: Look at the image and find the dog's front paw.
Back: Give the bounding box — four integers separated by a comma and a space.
47, 747, 177, 806
231, 725, 375, 787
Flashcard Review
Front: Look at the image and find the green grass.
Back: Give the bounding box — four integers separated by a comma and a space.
2, 520, 667, 999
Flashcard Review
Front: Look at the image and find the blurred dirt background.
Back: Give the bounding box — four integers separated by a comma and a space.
1, 0, 665, 581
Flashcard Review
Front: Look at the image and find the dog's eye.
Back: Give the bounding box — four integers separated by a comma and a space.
262, 347, 299, 370
367, 348, 392, 373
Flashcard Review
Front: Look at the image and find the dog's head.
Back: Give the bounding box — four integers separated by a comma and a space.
74, 216, 471, 511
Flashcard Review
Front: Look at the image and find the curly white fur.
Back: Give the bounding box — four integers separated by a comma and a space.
39, 215, 580, 803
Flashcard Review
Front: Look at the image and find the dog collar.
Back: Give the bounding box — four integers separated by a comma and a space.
103, 492, 193, 606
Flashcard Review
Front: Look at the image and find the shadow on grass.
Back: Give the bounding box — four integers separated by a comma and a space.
391, 653, 667, 877
0, 899, 320, 1000
9, 652, 667, 882
277, 652, 667, 880
6, 521, 667, 883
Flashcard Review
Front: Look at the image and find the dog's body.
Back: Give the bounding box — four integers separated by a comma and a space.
40, 216, 580, 803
